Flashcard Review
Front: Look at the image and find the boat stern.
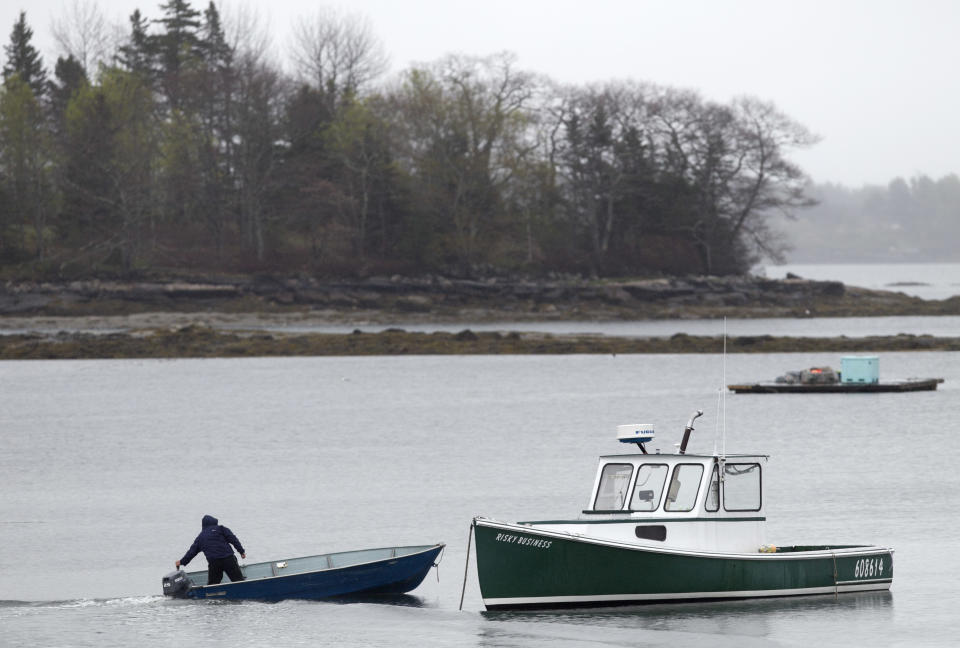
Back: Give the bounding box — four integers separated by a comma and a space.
161, 569, 194, 598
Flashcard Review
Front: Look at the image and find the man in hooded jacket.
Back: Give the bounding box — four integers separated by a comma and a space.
176, 515, 247, 584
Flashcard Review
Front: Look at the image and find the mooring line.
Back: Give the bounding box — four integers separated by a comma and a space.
459, 521, 475, 611
434, 545, 445, 583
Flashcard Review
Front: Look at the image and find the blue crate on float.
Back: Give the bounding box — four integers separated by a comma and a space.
841, 356, 879, 384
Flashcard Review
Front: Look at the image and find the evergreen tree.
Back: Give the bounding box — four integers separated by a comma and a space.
196, 2, 235, 257
63, 68, 158, 271
2, 11, 47, 97
50, 55, 88, 137
200, 2, 231, 70
50, 55, 90, 255
274, 85, 341, 264
0, 75, 54, 261
117, 10, 155, 80
151, 0, 202, 111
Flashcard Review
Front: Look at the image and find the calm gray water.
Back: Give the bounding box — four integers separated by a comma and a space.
763, 262, 960, 300
2, 352, 959, 647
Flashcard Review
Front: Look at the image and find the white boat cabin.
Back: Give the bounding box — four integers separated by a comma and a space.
588, 452, 766, 519
524, 421, 770, 553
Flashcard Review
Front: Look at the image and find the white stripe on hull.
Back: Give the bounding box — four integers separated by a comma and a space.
483, 581, 892, 607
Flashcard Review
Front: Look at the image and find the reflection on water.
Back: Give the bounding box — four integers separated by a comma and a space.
478, 593, 894, 647
161, 592, 433, 608
484, 591, 893, 625
326, 593, 432, 608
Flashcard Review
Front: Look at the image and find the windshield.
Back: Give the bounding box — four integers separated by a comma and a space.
664, 464, 704, 512
593, 463, 633, 510
630, 464, 668, 511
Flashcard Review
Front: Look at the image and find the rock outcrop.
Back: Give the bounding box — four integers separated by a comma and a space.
0, 274, 953, 319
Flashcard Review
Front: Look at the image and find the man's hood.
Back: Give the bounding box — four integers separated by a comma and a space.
202, 515, 218, 528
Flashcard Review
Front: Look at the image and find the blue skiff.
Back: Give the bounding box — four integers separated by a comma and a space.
163, 543, 444, 601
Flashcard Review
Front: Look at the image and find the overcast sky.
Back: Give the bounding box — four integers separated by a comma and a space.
4, 0, 959, 187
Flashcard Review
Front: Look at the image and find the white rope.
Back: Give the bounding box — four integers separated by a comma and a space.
434, 545, 445, 583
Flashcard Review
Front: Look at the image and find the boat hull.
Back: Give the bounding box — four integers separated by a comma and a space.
474, 519, 892, 610
182, 544, 443, 601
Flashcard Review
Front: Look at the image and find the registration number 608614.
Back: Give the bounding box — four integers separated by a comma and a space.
853, 557, 884, 579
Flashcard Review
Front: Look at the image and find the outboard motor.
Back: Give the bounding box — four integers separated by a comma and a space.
162, 569, 193, 598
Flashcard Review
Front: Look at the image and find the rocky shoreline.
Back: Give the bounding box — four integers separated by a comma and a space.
2, 274, 958, 320
2, 274, 958, 359
1, 326, 958, 360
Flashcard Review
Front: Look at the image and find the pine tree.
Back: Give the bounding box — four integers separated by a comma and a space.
196, 2, 235, 258
198, 1, 233, 136
49, 55, 88, 138
200, 2, 231, 70
2, 11, 47, 97
151, 0, 202, 111
117, 10, 155, 80
0, 75, 53, 260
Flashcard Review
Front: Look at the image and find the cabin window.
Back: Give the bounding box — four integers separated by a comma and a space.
705, 464, 720, 512
723, 463, 762, 511
593, 463, 634, 510
664, 464, 704, 512
630, 464, 668, 511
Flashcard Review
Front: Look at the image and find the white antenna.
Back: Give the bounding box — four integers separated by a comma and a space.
713, 386, 721, 456
722, 317, 727, 458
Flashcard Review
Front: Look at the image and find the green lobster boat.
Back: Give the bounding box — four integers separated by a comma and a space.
473, 412, 893, 610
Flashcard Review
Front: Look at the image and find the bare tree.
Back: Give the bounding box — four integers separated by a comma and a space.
388, 52, 538, 269
725, 96, 819, 261
220, 1, 273, 66
651, 90, 818, 272
289, 8, 387, 103
50, 0, 115, 76
504, 78, 567, 264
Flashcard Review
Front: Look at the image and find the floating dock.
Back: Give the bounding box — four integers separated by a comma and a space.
727, 378, 943, 394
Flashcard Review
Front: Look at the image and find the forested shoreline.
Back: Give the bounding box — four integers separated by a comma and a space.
777, 175, 960, 263
1, 2, 818, 281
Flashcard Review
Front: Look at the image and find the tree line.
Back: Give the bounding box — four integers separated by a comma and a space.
0, 1, 818, 280
773, 175, 960, 263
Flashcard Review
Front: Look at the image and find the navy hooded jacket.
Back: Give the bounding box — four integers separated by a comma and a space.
180, 515, 245, 566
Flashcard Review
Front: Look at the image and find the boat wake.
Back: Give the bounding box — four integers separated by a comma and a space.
0, 596, 164, 609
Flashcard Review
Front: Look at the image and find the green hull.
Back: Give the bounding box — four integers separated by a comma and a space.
474, 519, 893, 609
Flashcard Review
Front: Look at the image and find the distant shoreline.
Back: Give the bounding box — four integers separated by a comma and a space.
3, 274, 959, 359
1, 327, 958, 360
2, 274, 959, 321
760, 261, 960, 301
